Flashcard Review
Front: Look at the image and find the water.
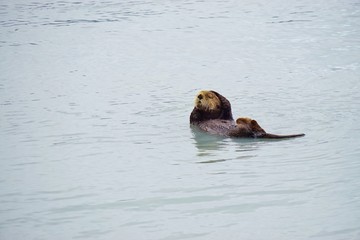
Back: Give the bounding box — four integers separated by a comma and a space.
1, 0, 360, 239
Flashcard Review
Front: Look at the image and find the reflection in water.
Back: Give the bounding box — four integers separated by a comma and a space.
191, 126, 259, 163
191, 126, 225, 154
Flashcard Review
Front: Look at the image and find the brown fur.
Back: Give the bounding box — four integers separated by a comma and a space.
194, 90, 221, 113
236, 117, 266, 137
190, 90, 305, 139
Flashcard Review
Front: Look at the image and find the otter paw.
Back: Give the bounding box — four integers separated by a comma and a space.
236, 117, 253, 125
236, 117, 266, 134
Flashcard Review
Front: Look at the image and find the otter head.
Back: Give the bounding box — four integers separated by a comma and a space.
194, 90, 224, 119
190, 90, 233, 123
194, 90, 221, 113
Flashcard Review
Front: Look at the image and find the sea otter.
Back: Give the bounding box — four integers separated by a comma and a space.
190, 90, 305, 139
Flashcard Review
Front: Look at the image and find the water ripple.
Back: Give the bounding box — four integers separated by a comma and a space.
0, 1, 166, 28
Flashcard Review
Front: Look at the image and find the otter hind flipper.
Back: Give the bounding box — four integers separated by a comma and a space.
259, 133, 305, 139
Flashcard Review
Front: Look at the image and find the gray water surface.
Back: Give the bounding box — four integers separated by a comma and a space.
1, 0, 360, 239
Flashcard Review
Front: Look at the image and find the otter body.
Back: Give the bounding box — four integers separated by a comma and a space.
190, 90, 305, 139
196, 119, 250, 137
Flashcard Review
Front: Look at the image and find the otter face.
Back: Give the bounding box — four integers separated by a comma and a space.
194, 90, 221, 111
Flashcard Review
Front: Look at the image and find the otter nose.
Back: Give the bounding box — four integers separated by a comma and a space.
198, 94, 203, 100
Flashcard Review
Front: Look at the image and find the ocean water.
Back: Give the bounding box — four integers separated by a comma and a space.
1, 0, 360, 239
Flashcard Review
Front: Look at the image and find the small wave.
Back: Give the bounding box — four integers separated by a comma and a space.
43, 18, 122, 26
267, 19, 312, 24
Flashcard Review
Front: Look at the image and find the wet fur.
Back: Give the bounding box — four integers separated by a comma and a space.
190, 90, 305, 139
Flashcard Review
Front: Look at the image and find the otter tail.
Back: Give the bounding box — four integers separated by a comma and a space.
259, 133, 305, 139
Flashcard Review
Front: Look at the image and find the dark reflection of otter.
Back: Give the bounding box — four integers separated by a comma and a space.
191, 126, 260, 162
190, 90, 305, 139
191, 125, 225, 155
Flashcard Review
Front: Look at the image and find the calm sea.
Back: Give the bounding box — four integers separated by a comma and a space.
1, 0, 360, 239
